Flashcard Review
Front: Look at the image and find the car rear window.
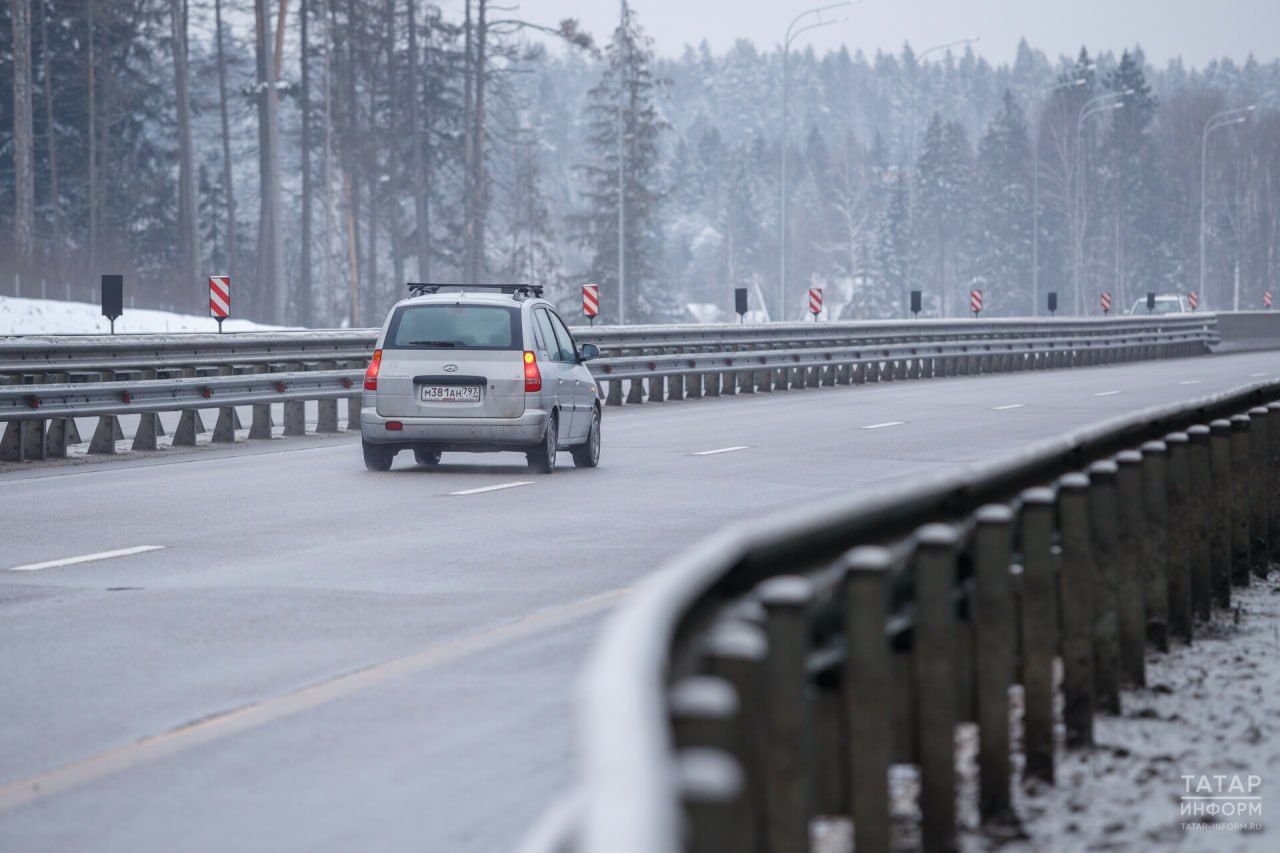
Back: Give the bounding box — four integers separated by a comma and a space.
385, 304, 523, 350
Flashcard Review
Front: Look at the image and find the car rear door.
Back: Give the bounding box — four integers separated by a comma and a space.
374, 302, 526, 420
531, 307, 577, 442
545, 310, 591, 440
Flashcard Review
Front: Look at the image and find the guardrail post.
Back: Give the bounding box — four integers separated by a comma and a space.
1269, 402, 1280, 562
627, 375, 646, 404
973, 505, 1014, 822
1164, 433, 1193, 644
130, 368, 162, 451
1018, 488, 1057, 783
606, 378, 623, 406
853, 360, 866, 384
914, 523, 959, 853
317, 361, 340, 433
41, 372, 73, 458
670, 673, 739, 756
173, 366, 205, 446
704, 368, 720, 397
347, 365, 362, 431
1057, 473, 1095, 747
759, 576, 813, 853
248, 364, 274, 438
1230, 414, 1252, 586
843, 547, 893, 853
702, 622, 768, 852
1247, 406, 1270, 577
87, 370, 121, 454
1186, 426, 1213, 622
281, 363, 307, 436
678, 749, 745, 853
1139, 441, 1171, 651
212, 365, 239, 443
1209, 419, 1233, 608
1113, 451, 1148, 687
1086, 461, 1122, 712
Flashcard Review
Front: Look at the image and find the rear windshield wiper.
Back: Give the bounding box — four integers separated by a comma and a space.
406, 339, 457, 347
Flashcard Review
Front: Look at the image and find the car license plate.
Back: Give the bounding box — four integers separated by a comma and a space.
420, 385, 481, 403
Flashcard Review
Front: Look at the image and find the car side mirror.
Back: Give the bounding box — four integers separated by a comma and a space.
578, 343, 600, 361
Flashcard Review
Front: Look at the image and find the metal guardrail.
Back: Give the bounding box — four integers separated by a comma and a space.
546, 380, 1280, 852
0, 316, 1217, 462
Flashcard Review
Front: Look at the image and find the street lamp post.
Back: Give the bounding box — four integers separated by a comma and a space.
779, 2, 853, 322
1200, 105, 1255, 310
1070, 91, 1129, 314
1031, 74, 1088, 316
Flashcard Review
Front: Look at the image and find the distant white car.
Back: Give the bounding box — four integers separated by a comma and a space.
1128, 294, 1192, 315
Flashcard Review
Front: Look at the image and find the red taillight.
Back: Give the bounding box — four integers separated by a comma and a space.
386, 421, 403, 431
364, 349, 383, 391
523, 351, 542, 392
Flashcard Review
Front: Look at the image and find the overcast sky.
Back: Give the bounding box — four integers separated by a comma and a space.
510, 0, 1280, 67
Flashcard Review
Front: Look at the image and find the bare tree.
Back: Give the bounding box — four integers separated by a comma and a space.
38, 0, 60, 260
255, 0, 285, 321
170, 0, 198, 306
85, 0, 97, 271
214, 0, 238, 283
300, 0, 314, 324
11, 0, 36, 275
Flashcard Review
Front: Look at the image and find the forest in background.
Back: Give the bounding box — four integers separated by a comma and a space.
2, 1, 1279, 326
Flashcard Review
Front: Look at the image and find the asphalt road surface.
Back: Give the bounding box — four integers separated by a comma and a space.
3, 351, 1279, 852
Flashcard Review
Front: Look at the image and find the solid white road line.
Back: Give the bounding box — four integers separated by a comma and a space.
6, 545, 166, 573
450, 481, 534, 496
1179, 379, 1203, 385
1094, 391, 1120, 397
861, 421, 906, 430
691, 446, 750, 456
992, 404, 1026, 411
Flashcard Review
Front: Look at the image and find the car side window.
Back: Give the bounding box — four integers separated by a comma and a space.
533, 309, 563, 362
547, 312, 579, 365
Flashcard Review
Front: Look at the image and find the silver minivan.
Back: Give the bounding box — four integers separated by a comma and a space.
360, 284, 602, 473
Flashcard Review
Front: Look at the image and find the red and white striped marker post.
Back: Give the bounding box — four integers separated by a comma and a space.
1265, 291, 1273, 309
1100, 291, 1112, 315
808, 287, 823, 320
1188, 290, 1199, 311
209, 275, 230, 333
970, 289, 983, 317
582, 283, 599, 326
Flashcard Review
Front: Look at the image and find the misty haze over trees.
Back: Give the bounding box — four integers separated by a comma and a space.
2, 1, 1279, 326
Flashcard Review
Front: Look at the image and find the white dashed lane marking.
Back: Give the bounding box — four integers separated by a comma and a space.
1094, 391, 1120, 397
449, 481, 533, 496
691, 446, 750, 456
993, 404, 1026, 411
6, 545, 166, 572
861, 421, 906, 430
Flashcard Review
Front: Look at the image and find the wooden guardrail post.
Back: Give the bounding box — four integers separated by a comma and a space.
1229, 414, 1252, 586
1086, 461, 1122, 712
973, 505, 1015, 822
1164, 433, 1194, 644
678, 748, 745, 853
702, 621, 768, 853
1185, 426, 1213, 621
1139, 441, 1171, 651
1018, 488, 1057, 782
759, 576, 813, 853
914, 523, 960, 853
1057, 473, 1095, 747
1113, 451, 1148, 686
1247, 406, 1270, 577
843, 547, 893, 853
1209, 419, 1234, 608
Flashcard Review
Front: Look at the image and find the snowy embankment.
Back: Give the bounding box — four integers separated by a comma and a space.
0, 294, 288, 336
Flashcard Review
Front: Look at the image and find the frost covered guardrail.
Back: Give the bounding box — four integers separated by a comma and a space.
534, 379, 1279, 853
1, 315, 1217, 461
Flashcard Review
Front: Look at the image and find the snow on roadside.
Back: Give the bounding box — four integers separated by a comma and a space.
0, 294, 289, 335
991, 572, 1280, 852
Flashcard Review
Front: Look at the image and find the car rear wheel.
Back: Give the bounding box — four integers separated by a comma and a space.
526, 413, 557, 474
571, 408, 601, 468
363, 440, 395, 472
413, 448, 442, 466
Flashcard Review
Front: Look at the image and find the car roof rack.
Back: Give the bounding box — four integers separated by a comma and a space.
407, 282, 544, 300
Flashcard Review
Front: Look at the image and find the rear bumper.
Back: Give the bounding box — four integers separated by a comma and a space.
360, 406, 549, 450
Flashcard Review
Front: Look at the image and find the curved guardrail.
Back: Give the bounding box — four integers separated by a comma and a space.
546, 380, 1280, 852
0, 316, 1218, 462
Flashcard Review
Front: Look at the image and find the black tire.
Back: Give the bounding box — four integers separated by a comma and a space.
526, 412, 558, 474
571, 408, 601, 468
363, 440, 394, 472
414, 448, 442, 466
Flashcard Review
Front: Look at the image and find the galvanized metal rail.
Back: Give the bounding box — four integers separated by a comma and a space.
538, 380, 1280, 852
0, 316, 1217, 462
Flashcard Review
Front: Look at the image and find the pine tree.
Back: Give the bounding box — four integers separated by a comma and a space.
867, 171, 910, 318
974, 90, 1033, 315
573, 1, 668, 324
914, 114, 973, 315
1104, 49, 1161, 307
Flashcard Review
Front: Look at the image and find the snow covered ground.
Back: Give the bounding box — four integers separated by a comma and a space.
0, 294, 288, 335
